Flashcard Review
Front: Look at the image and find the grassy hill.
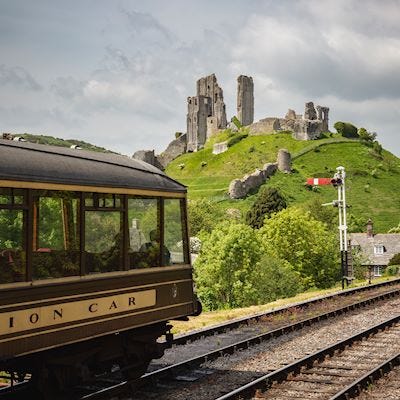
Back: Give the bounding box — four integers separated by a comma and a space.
18, 133, 114, 153
166, 131, 400, 233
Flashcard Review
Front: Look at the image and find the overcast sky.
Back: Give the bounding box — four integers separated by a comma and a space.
1, 0, 400, 156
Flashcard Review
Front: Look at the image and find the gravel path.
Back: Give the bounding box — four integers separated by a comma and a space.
136, 296, 400, 400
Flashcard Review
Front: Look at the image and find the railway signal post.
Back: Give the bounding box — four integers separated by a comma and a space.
307, 166, 353, 289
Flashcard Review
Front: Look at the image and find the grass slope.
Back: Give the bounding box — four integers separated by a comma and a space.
166, 133, 400, 232
20, 133, 114, 153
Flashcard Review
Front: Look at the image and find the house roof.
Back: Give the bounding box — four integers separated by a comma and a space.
350, 233, 400, 266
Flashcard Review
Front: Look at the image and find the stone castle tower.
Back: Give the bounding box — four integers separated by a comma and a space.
187, 74, 227, 152
237, 75, 254, 126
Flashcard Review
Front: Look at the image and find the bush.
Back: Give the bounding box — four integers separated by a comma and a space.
384, 265, 399, 276
246, 187, 287, 229
334, 121, 359, 138
259, 208, 340, 288
358, 128, 377, 143
194, 222, 263, 309
388, 253, 400, 265
231, 116, 243, 129
227, 133, 248, 147
187, 199, 224, 235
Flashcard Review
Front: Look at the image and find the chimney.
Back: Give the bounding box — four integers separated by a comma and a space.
366, 218, 373, 238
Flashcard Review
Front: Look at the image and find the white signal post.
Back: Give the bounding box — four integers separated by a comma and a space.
309, 166, 352, 289
334, 166, 350, 289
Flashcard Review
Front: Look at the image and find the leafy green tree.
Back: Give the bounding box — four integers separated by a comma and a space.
334, 121, 359, 138
194, 222, 263, 310
301, 198, 336, 230
258, 207, 339, 288
188, 199, 224, 235
246, 187, 287, 229
256, 255, 304, 302
388, 253, 400, 266
358, 128, 377, 143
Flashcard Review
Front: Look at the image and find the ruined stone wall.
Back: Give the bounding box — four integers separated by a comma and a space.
248, 101, 330, 140
237, 75, 254, 126
248, 117, 281, 134
187, 95, 212, 152
197, 74, 227, 129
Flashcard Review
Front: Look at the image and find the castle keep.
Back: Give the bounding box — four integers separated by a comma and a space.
187, 74, 227, 152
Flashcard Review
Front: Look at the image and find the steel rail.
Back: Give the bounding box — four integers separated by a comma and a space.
169, 277, 400, 346
78, 285, 400, 400
329, 353, 400, 400
215, 314, 400, 400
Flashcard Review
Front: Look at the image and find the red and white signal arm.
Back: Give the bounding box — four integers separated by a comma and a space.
306, 178, 332, 186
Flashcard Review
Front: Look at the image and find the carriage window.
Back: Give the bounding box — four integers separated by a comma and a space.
0, 188, 25, 205
84, 194, 123, 273
32, 191, 80, 280
164, 199, 186, 265
127, 198, 160, 268
0, 209, 25, 283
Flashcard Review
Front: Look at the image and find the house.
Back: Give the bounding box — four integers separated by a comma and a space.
349, 219, 400, 277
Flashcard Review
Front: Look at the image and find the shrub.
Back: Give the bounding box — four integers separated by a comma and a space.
388, 253, 400, 265
259, 207, 340, 288
194, 222, 263, 309
384, 265, 399, 276
231, 116, 243, 129
246, 187, 287, 229
358, 128, 377, 143
334, 121, 359, 138
227, 133, 248, 147
187, 199, 224, 235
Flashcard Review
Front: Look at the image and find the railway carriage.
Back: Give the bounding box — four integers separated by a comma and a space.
0, 138, 200, 396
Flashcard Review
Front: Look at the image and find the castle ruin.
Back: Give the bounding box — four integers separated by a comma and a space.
134, 73, 331, 170
237, 75, 254, 126
249, 101, 329, 140
187, 74, 227, 152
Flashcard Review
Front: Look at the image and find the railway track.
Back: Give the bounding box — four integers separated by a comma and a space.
2, 278, 400, 400
216, 315, 400, 399
76, 280, 400, 400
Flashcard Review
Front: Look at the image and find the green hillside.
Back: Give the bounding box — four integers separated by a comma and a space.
19, 133, 115, 153
166, 132, 400, 233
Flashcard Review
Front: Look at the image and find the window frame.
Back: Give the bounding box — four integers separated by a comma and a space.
0, 187, 191, 285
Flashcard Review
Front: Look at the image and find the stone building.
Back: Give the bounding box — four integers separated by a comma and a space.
237, 75, 254, 126
350, 219, 400, 277
186, 74, 227, 152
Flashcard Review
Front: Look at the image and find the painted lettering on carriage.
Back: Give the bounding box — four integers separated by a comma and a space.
0, 289, 156, 336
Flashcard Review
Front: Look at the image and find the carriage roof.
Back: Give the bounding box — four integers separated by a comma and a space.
0, 139, 186, 194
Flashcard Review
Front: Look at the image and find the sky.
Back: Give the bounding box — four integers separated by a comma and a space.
1, 0, 400, 156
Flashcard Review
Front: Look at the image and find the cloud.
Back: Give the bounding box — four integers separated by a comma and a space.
0, 64, 42, 91
232, 2, 400, 101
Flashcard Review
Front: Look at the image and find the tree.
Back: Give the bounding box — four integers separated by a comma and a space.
334, 121, 359, 138
246, 187, 287, 229
301, 198, 336, 230
194, 222, 264, 310
358, 127, 377, 143
187, 199, 224, 236
258, 207, 339, 288
388, 253, 400, 266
